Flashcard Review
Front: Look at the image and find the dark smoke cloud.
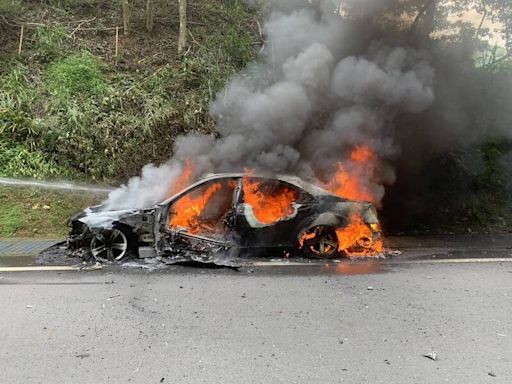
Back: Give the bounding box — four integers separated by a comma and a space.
104, 0, 512, 224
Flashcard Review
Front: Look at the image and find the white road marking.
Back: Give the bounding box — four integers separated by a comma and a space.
395, 258, 512, 264
0, 258, 511, 272
0, 266, 85, 272
251, 261, 321, 266
252, 258, 512, 266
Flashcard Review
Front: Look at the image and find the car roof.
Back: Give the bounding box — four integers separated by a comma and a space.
158, 172, 333, 206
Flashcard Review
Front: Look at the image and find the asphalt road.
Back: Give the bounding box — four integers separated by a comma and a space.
1, 256, 511, 384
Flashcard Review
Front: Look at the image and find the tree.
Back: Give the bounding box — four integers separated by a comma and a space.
340, 0, 511, 56
122, 0, 131, 36
146, 0, 154, 33
178, 0, 187, 54
410, 0, 437, 38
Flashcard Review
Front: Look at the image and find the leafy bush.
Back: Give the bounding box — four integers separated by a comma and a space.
0, 0, 258, 182
0, 142, 75, 179
45, 53, 107, 102
0, 0, 22, 14
33, 26, 68, 61
0, 63, 31, 109
0, 63, 41, 150
407, 140, 512, 231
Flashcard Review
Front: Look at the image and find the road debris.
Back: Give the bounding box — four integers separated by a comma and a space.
423, 352, 437, 361
367, 286, 374, 290
488, 371, 496, 377
79, 262, 103, 270
26, 305, 33, 309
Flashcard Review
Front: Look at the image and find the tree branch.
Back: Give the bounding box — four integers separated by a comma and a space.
411, 0, 436, 30
475, 6, 488, 40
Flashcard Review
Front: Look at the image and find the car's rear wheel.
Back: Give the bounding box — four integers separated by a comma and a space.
301, 226, 339, 259
90, 228, 131, 262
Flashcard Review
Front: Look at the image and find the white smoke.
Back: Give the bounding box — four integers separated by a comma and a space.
102, 160, 184, 210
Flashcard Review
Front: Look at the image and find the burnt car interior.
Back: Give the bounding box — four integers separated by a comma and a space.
167, 178, 237, 236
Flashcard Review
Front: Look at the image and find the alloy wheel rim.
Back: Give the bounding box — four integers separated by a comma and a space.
90, 229, 128, 261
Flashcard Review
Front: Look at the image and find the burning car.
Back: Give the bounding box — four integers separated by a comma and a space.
67, 173, 382, 264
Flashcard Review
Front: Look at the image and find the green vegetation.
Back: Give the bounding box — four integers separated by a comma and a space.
0, 144, 74, 178
45, 53, 107, 100
408, 140, 512, 233
0, 203, 24, 236
0, 186, 105, 237
0, 0, 258, 181
0, 0, 22, 14
1, 0, 511, 234
0, 0, 258, 237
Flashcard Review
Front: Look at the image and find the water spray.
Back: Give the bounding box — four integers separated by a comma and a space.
0, 177, 113, 193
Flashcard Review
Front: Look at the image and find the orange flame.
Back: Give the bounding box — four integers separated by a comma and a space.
170, 160, 194, 196
313, 146, 384, 257
242, 177, 298, 224
327, 145, 377, 203
299, 231, 317, 248
169, 183, 222, 234
335, 213, 383, 257
350, 145, 374, 163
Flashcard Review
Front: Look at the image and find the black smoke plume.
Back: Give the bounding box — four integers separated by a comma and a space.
104, 0, 512, 231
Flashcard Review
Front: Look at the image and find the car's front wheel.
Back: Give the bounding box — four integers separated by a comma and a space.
90, 228, 132, 262
300, 226, 339, 259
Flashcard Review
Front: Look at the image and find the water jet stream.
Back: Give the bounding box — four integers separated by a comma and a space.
0, 177, 113, 193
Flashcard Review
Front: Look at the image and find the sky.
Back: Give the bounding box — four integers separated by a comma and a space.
454, 7, 505, 46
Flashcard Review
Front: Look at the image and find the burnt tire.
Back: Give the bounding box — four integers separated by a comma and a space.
300, 226, 340, 259
89, 226, 137, 262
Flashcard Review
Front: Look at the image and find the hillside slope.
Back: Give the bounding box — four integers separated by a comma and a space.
0, 0, 259, 181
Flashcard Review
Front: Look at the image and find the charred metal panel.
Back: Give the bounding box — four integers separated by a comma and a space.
117, 210, 155, 240
158, 229, 239, 266
138, 246, 157, 259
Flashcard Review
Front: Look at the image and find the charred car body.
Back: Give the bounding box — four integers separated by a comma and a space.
68, 173, 382, 264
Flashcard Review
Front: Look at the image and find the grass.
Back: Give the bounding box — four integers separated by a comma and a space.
0, 0, 258, 182
0, 143, 74, 179
45, 53, 107, 101
0, 186, 106, 237
0, 203, 24, 236
0, 0, 22, 14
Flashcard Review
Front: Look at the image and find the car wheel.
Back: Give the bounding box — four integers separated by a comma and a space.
90, 227, 132, 262
300, 226, 339, 259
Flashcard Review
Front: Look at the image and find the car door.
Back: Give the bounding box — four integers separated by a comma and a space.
233, 177, 315, 248
166, 177, 239, 241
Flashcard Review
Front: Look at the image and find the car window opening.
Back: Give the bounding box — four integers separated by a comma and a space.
168, 179, 236, 235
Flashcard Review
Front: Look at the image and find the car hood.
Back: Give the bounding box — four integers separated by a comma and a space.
71, 207, 140, 230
